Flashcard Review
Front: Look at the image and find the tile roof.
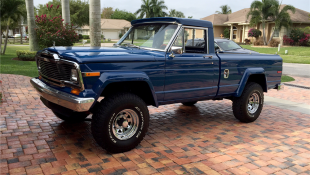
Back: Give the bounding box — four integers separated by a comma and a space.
201, 5, 310, 25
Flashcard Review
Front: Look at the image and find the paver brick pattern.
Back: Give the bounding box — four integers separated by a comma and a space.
1, 74, 310, 175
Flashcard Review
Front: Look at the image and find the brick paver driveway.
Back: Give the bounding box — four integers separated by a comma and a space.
1, 74, 310, 175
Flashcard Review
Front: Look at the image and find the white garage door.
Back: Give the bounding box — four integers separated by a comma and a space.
104, 31, 119, 40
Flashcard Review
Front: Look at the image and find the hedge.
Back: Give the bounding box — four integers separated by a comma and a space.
82, 35, 90, 39
16, 50, 37, 61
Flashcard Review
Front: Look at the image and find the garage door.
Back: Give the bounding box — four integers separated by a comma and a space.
104, 31, 118, 40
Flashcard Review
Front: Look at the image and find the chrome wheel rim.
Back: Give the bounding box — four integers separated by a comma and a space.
112, 109, 139, 140
247, 92, 260, 115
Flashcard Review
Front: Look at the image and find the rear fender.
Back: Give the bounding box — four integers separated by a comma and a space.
235, 68, 267, 97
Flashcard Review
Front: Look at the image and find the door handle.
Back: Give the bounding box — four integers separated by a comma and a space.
203, 55, 213, 59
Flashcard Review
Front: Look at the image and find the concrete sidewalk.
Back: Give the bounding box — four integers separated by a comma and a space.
265, 96, 310, 115
283, 63, 310, 78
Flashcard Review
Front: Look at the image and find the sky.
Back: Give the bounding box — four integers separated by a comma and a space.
33, 0, 310, 19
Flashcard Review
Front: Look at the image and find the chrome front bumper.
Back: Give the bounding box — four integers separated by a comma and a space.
30, 78, 95, 112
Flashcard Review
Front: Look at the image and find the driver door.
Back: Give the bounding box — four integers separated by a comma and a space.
164, 27, 218, 101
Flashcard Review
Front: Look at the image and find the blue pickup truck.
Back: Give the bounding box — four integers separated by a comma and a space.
30, 17, 283, 153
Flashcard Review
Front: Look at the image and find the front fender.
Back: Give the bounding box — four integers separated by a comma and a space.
92, 71, 158, 106
235, 68, 267, 97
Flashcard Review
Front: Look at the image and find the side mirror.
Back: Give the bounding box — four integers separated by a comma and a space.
170, 46, 183, 54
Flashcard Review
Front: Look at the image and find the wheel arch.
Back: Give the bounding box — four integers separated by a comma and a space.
93, 72, 158, 107
234, 68, 267, 97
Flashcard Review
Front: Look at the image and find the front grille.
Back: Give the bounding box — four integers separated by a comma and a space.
39, 59, 75, 82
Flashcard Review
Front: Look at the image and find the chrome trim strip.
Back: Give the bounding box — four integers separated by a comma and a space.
30, 78, 94, 112
182, 25, 209, 30
165, 24, 182, 52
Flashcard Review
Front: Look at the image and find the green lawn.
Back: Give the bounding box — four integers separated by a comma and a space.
0, 46, 38, 77
242, 45, 310, 64
281, 75, 295, 83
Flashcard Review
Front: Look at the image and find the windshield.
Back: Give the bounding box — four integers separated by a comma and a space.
118, 24, 178, 50
216, 40, 242, 51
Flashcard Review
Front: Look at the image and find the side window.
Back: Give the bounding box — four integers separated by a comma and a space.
184, 28, 207, 53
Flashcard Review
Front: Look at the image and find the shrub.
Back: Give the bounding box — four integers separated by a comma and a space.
300, 26, 310, 35
82, 35, 90, 39
78, 34, 83, 40
223, 28, 230, 38
289, 28, 304, 43
35, 4, 78, 49
254, 38, 264, 46
248, 28, 262, 38
101, 35, 105, 39
16, 50, 37, 61
108, 38, 111, 41
299, 34, 310, 46
268, 39, 280, 47
119, 33, 124, 39
283, 35, 294, 45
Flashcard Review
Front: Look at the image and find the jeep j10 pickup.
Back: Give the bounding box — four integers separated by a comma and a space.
30, 17, 283, 153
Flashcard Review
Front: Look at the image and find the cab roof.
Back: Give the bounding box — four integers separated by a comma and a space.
131, 17, 213, 28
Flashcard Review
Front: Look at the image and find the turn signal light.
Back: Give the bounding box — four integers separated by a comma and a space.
277, 71, 282, 73
39, 76, 42, 80
84, 72, 100, 77
71, 88, 81, 95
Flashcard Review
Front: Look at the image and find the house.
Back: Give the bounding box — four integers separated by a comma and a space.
201, 5, 310, 43
76, 19, 131, 40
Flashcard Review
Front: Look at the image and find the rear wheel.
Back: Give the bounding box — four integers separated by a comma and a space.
232, 82, 264, 123
52, 111, 89, 122
91, 93, 149, 153
182, 101, 197, 106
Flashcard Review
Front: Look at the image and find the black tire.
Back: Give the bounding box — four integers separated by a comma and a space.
232, 82, 264, 123
91, 93, 149, 153
182, 101, 198, 106
52, 111, 89, 122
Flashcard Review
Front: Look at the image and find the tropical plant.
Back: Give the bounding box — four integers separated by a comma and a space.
248, 28, 262, 38
168, 9, 185, 18
215, 5, 232, 14
289, 28, 304, 43
101, 7, 114, 19
35, 6, 78, 49
37, 0, 89, 27
301, 26, 310, 34
267, 1, 295, 44
223, 28, 230, 38
1, 0, 27, 54
247, 0, 277, 45
111, 9, 137, 22
135, 0, 168, 18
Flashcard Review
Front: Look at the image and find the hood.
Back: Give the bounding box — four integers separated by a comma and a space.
45, 46, 158, 64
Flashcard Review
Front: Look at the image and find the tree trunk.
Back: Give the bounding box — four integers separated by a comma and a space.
267, 30, 275, 45
25, 0, 39, 51
89, 0, 101, 47
0, 27, 2, 54
262, 21, 267, 45
61, 0, 70, 25
20, 19, 23, 44
2, 19, 10, 55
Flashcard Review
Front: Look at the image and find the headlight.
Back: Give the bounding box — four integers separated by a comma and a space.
71, 69, 78, 82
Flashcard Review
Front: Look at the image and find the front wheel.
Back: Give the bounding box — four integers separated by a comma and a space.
232, 82, 264, 123
91, 93, 149, 153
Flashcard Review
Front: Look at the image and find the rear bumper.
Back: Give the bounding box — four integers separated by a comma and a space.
276, 83, 284, 91
30, 78, 95, 112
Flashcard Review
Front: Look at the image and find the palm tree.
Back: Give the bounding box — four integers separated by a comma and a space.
135, 0, 167, 18
135, 0, 153, 18
150, 0, 168, 17
25, 0, 39, 51
267, 2, 295, 44
215, 5, 232, 14
168, 9, 185, 18
247, 0, 277, 45
61, 0, 70, 25
1, 0, 29, 54
89, 0, 101, 46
